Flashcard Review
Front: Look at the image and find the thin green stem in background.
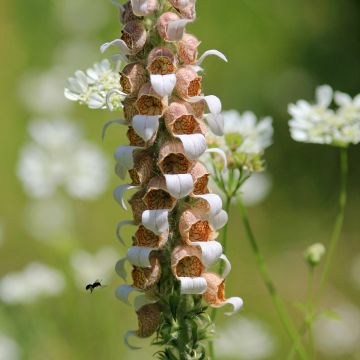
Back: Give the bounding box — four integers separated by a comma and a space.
306, 268, 315, 359
238, 199, 309, 360
317, 147, 348, 300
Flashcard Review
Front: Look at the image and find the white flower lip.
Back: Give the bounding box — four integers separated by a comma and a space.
167, 19, 193, 41
132, 115, 160, 142
179, 276, 207, 294
192, 241, 223, 268
124, 330, 141, 350
100, 39, 131, 55
113, 184, 139, 210
164, 174, 194, 199
141, 209, 169, 235
219, 254, 231, 279
115, 284, 142, 305
102, 119, 127, 142
175, 133, 207, 160
196, 50, 228, 66
116, 220, 135, 245
115, 257, 128, 280
150, 74, 177, 97
114, 145, 143, 179
194, 193, 223, 217
127, 246, 156, 267
210, 209, 228, 230
133, 294, 157, 311
217, 297, 244, 316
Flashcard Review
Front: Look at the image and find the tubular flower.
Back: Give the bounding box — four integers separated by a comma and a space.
72, 0, 243, 357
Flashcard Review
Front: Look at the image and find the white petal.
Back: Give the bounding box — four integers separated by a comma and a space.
197, 50, 228, 66
106, 88, 127, 111
164, 174, 193, 199
205, 148, 227, 174
100, 39, 131, 55
102, 119, 127, 142
205, 113, 224, 136
124, 330, 141, 350
167, 19, 192, 41
219, 254, 231, 279
131, 0, 151, 16
216, 297, 244, 316
142, 209, 169, 235
115, 285, 141, 305
194, 193, 223, 217
190, 65, 204, 73
192, 241, 223, 268
116, 220, 135, 245
133, 294, 157, 311
189, 95, 222, 115
126, 246, 156, 267
175, 134, 207, 160
132, 115, 160, 141
150, 74, 177, 97
115, 257, 128, 280
179, 277, 207, 294
113, 184, 139, 210
334, 91, 352, 107
316, 85, 333, 107
114, 146, 142, 178
209, 209, 228, 230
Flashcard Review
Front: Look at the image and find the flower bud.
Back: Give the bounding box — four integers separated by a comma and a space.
121, 20, 147, 54
147, 47, 177, 75
176, 66, 202, 99
120, 63, 148, 96
136, 303, 162, 338
177, 33, 201, 64
156, 12, 180, 41
304, 243, 326, 267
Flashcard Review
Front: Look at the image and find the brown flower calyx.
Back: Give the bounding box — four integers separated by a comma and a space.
129, 151, 154, 186
177, 33, 201, 64
120, 62, 148, 96
176, 66, 202, 99
190, 161, 209, 194
129, 189, 147, 224
133, 225, 168, 248
171, 245, 204, 278
142, 176, 177, 210
123, 97, 139, 121
121, 20, 147, 54
202, 272, 226, 306
120, 1, 140, 24
136, 302, 162, 338
156, 12, 181, 41
132, 253, 161, 290
127, 126, 146, 147
147, 47, 177, 75
136, 83, 167, 116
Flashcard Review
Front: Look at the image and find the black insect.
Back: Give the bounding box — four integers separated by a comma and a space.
85, 280, 103, 293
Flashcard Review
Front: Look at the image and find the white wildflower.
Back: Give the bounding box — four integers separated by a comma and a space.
0, 263, 65, 305
17, 118, 109, 200
215, 316, 277, 360
314, 303, 360, 357
64, 59, 124, 110
0, 334, 21, 360
288, 85, 360, 146
240, 172, 272, 206
70, 247, 119, 289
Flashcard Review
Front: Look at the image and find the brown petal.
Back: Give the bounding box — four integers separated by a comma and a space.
171, 245, 204, 277
142, 176, 177, 210
202, 272, 226, 306
176, 66, 202, 100
133, 225, 168, 248
177, 33, 201, 65
129, 151, 154, 186
156, 12, 180, 41
158, 139, 193, 174
120, 1, 140, 23
120, 63, 148, 96
179, 209, 216, 244
190, 161, 209, 194
123, 97, 139, 122
147, 47, 177, 75
121, 20, 147, 54
136, 83, 167, 116
180, 3, 196, 20
129, 189, 147, 224
127, 126, 146, 146
132, 253, 161, 290
136, 302, 162, 338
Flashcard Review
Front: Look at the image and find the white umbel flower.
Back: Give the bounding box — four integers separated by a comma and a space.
288, 85, 360, 147
0, 263, 65, 305
64, 59, 124, 110
0, 334, 21, 360
223, 110, 273, 154
17, 118, 109, 200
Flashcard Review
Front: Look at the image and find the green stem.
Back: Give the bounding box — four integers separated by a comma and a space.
208, 195, 231, 359
317, 147, 348, 299
238, 199, 309, 360
306, 268, 315, 359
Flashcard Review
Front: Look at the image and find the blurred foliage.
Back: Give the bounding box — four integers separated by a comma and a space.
0, 0, 359, 359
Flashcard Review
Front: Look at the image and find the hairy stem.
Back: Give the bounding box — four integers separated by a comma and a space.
238, 199, 309, 360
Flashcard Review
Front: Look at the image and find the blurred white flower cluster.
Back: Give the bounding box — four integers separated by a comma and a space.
64, 59, 124, 110
0, 263, 65, 305
215, 316, 277, 360
0, 334, 20, 360
288, 85, 360, 147
17, 118, 109, 200
70, 247, 119, 289
207, 110, 273, 172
